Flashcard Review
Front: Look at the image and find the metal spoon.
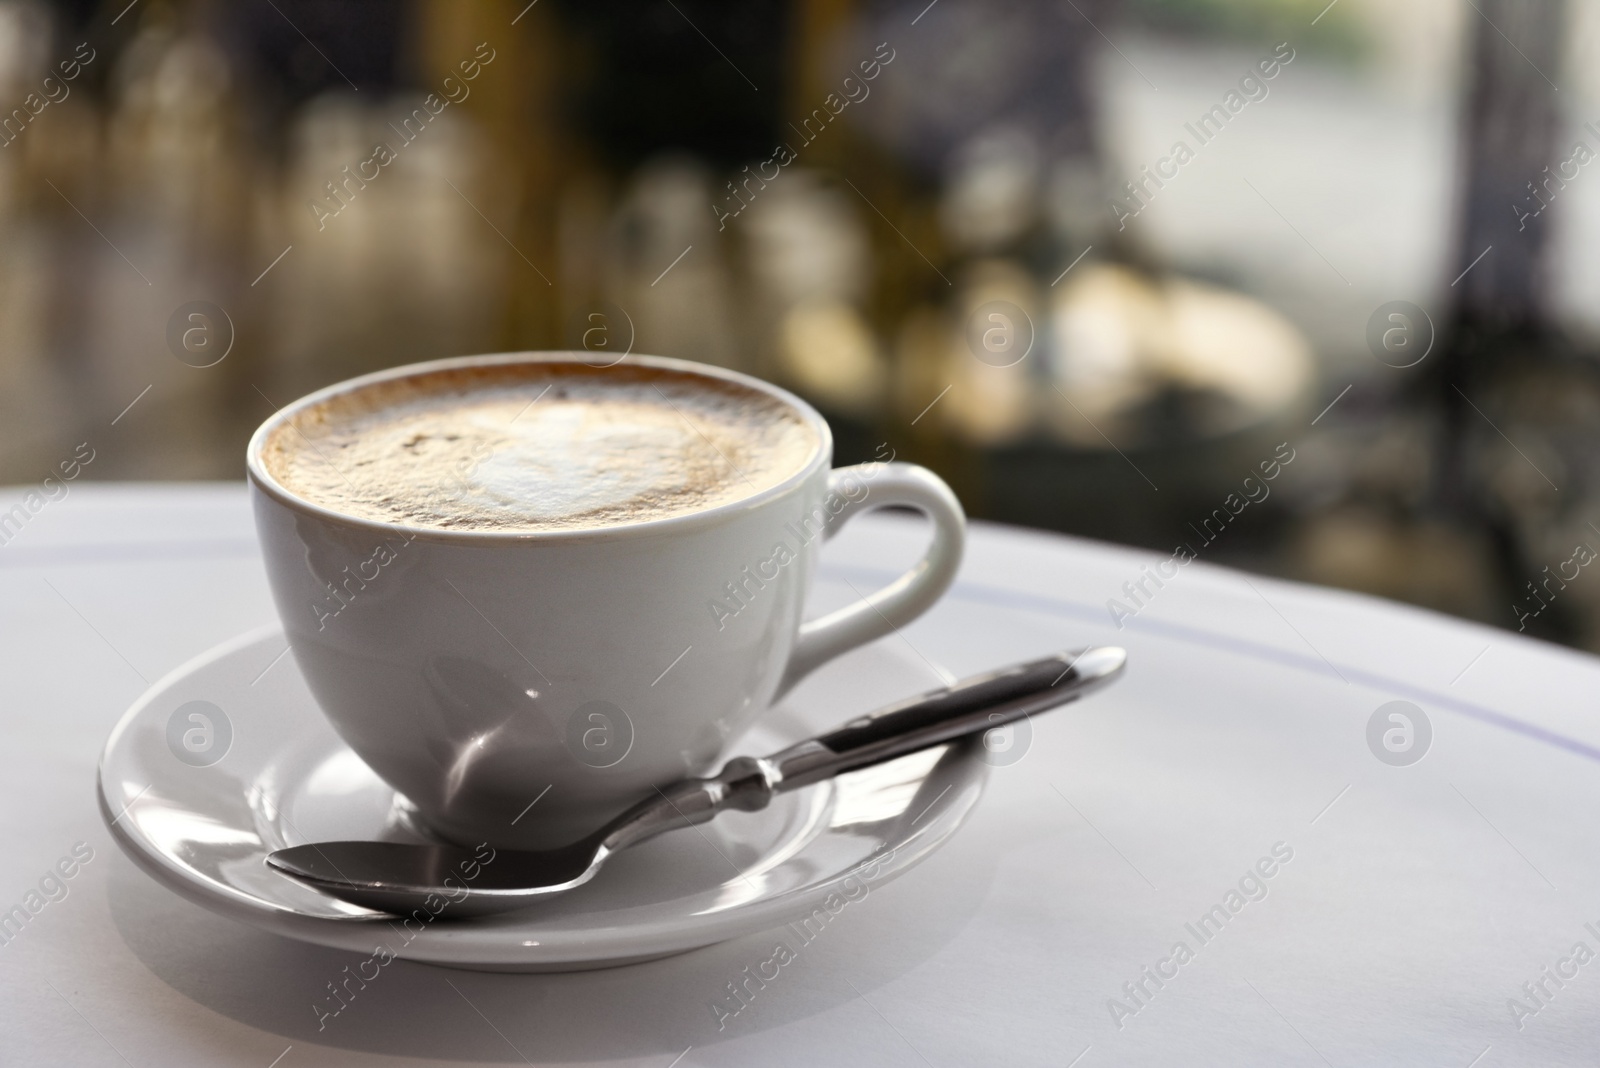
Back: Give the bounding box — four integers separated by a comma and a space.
267, 646, 1126, 917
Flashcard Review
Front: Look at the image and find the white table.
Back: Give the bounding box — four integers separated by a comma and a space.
5, 484, 1599, 1067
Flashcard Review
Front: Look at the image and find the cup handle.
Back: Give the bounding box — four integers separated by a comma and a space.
776, 462, 965, 697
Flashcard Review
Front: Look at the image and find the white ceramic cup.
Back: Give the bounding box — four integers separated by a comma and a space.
247, 352, 965, 848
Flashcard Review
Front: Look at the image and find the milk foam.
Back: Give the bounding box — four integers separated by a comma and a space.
260, 363, 821, 532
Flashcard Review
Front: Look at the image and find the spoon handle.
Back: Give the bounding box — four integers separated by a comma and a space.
606, 647, 1126, 855
767, 646, 1125, 791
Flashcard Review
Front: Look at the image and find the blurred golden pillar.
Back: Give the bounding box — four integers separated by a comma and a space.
786, 0, 945, 400
415, 0, 566, 348
787, 0, 853, 170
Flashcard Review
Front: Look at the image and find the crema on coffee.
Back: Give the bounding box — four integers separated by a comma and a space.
260, 362, 821, 532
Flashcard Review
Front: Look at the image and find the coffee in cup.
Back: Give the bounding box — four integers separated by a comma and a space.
259, 362, 822, 533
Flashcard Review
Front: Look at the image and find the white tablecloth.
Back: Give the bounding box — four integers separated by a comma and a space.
4, 484, 1598, 1067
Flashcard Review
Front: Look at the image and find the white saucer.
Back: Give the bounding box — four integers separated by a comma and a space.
97, 626, 987, 972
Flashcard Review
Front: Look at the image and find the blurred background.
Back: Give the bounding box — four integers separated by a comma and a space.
0, 0, 1596, 649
